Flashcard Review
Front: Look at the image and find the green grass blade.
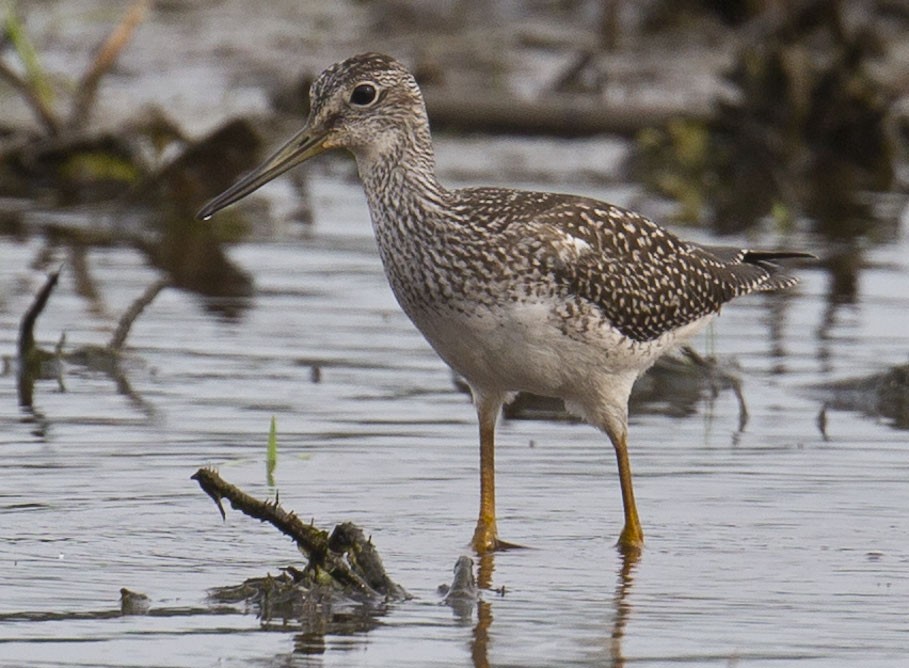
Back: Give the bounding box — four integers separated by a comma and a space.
266, 416, 278, 486
5, 1, 55, 109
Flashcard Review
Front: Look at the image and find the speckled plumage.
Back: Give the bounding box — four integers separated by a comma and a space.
198, 52, 810, 554
330, 55, 799, 348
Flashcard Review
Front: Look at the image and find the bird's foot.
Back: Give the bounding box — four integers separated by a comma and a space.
471, 520, 525, 554
616, 523, 644, 555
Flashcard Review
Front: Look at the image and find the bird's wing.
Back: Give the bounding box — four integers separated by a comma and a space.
508, 197, 787, 342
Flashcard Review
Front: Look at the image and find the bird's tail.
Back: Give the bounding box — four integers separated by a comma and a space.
694, 245, 814, 292
741, 250, 815, 291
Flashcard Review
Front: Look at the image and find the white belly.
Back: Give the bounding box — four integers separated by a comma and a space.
411, 300, 714, 404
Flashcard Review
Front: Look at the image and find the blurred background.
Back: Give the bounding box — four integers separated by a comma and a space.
3, 0, 909, 312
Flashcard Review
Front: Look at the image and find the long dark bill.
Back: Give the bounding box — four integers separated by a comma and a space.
195, 127, 331, 220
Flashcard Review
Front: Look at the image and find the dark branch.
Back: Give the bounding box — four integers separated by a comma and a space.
190, 468, 408, 600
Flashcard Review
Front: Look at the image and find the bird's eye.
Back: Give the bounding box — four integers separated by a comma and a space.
349, 83, 378, 107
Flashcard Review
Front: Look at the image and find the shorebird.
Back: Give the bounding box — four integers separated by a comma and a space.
197, 53, 809, 554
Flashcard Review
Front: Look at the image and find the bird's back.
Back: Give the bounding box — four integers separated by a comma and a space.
445, 187, 806, 344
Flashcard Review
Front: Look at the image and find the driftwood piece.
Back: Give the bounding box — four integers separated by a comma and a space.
191, 468, 409, 601
423, 88, 710, 137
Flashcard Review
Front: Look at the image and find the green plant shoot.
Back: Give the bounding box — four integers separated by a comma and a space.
266, 416, 278, 486
4, 1, 55, 109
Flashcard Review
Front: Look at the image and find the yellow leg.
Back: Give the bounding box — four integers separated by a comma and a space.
470, 392, 522, 554
471, 394, 500, 554
612, 429, 644, 553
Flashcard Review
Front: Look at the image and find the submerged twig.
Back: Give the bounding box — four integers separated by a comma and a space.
191, 468, 407, 600
191, 468, 329, 554
10, 268, 165, 415
439, 555, 478, 620
119, 588, 150, 616
17, 269, 60, 364
680, 345, 749, 430
328, 523, 407, 599
15, 269, 60, 410
108, 278, 168, 351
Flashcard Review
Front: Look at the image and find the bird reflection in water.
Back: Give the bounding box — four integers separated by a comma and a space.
448, 548, 639, 668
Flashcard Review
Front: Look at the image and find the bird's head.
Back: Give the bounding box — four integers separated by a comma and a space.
196, 53, 425, 220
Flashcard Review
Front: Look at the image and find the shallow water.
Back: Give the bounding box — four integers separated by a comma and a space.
3, 3, 909, 667
3, 171, 909, 667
